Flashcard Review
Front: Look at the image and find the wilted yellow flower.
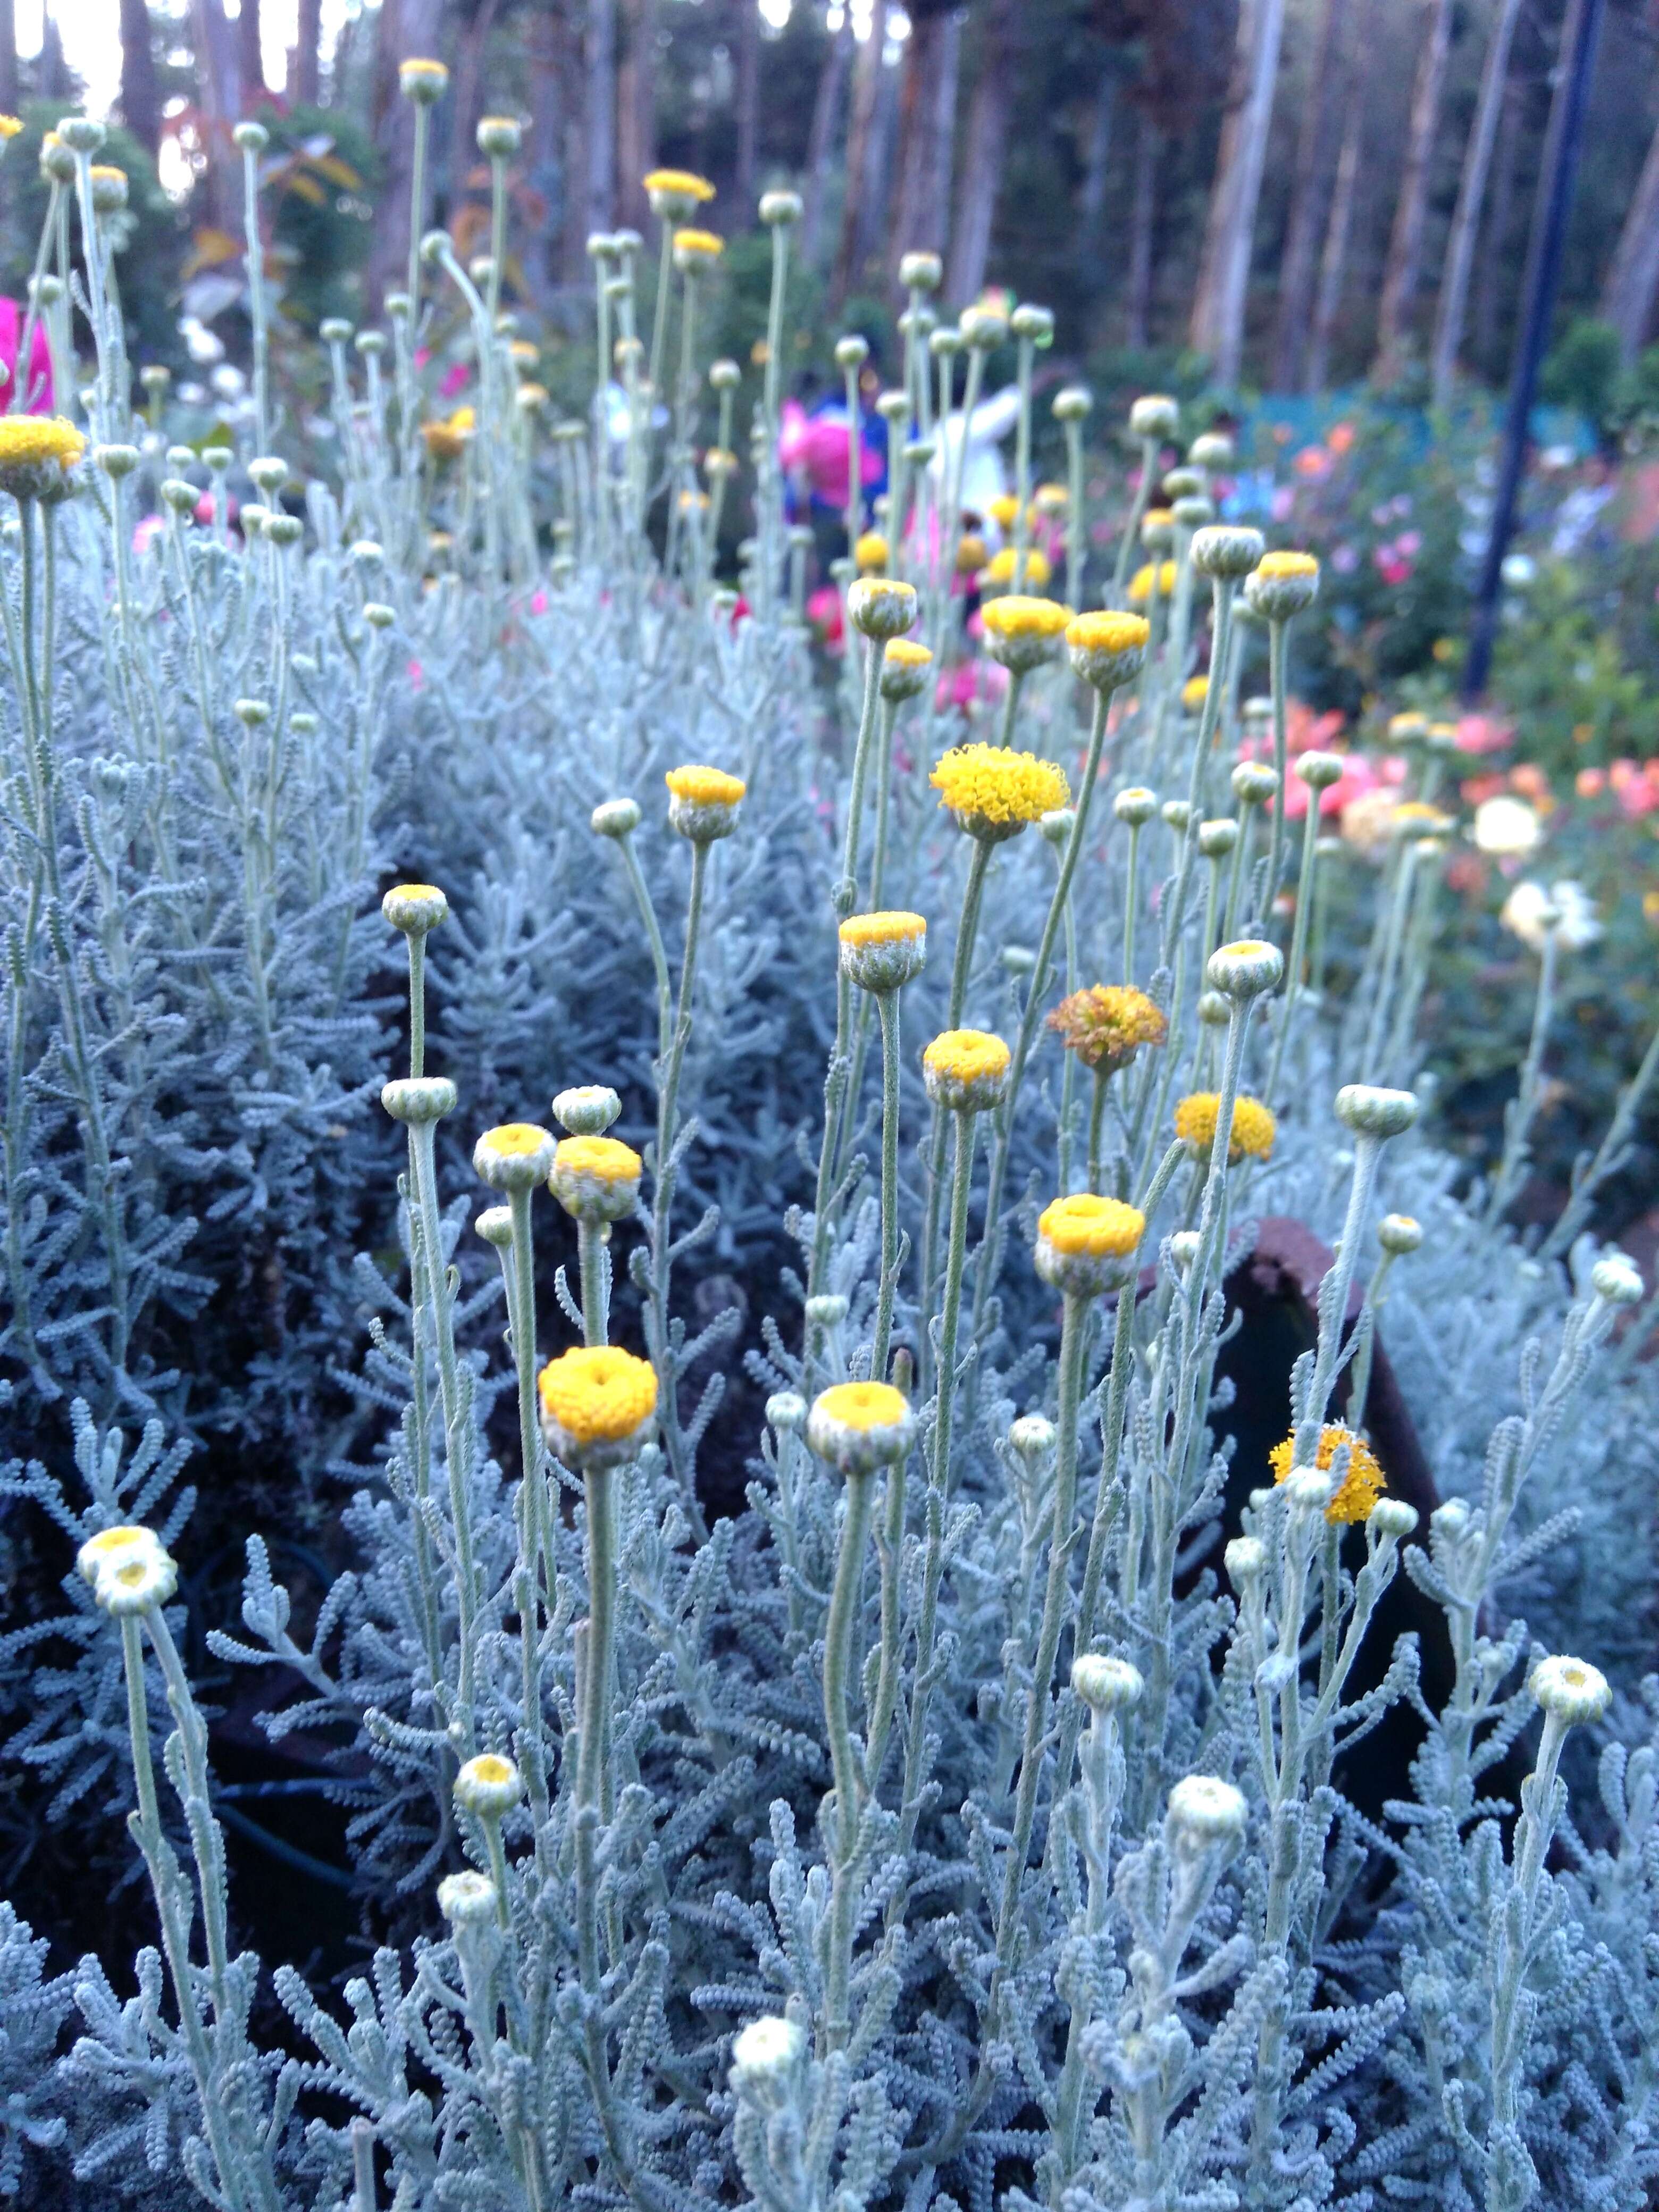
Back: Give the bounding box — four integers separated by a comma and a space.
1269, 1423, 1385, 1525
1048, 985, 1167, 1073
537, 1345, 658, 1459
931, 744, 1069, 836
854, 530, 889, 573
1128, 559, 1177, 604
421, 408, 474, 462
987, 493, 1020, 531
956, 532, 988, 574
1174, 1091, 1276, 1162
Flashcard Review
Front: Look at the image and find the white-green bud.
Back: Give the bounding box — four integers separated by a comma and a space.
381, 1077, 457, 1125
1296, 750, 1345, 792
1166, 1774, 1247, 1847
1369, 1498, 1419, 1541
1010, 303, 1054, 345
382, 884, 449, 935
1191, 524, 1266, 580
437, 1871, 498, 1925
847, 577, 918, 641
1231, 760, 1279, 807
1206, 937, 1284, 999
1163, 465, 1204, 499
592, 797, 642, 839
1189, 430, 1234, 471
475, 1205, 514, 1249
1129, 394, 1179, 441
960, 304, 1008, 350
834, 334, 869, 371
552, 1085, 622, 1135
1225, 1536, 1266, 1583
766, 1390, 807, 1434
1197, 818, 1238, 858
1171, 493, 1213, 529
759, 188, 802, 226
1053, 383, 1093, 423
1591, 1254, 1644, 1306
94, 444, 139, 480
1196, 990, 1230, 1026
1334, 1084, 1419, 1139
1161, 800, 1192, 833
476, 115, 522, 158
1378, 1213, 1422, 1255
709, 357, 742, 392
1071, 1654, 1144, 1713
233, 119, 270, 154
1529, 1654, 1611, 1727
1114, 786, 1159, 827
730, 2016, 806, 2111
454, 1752, 523, 1817
805, 1293, 848, 1327
56, 115, 106, 154
928, 325, 964, 358
1007, 1414, 1055, 1461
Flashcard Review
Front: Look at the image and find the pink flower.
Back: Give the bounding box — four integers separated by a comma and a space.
1270, 485, 1295, 522
439, 361, 471, 401
407, 658, 425, 691
0, 299, 53, 414
1331, 544, 1359, 574
529, 588, 548, 615
935, 660, 1009, 714
1453, 713, 1512, 755
132, 513, 165, 557
806, 583, 844, 649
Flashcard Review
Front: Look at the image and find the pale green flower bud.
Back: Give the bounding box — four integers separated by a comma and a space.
1334, 1084, 1419, 1139
1529, 1654, 1611, 1727
454, 1753, 523, 1817
1191, 524, 1266, 580
1166, 1774, 1247, 1847
381, 1077, 457, 1125
1071, 1654, 1143, 1713
1129, 394, 1179, 440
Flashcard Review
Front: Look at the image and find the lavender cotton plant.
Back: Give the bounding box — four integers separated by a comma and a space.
1, 95, 1658, 2212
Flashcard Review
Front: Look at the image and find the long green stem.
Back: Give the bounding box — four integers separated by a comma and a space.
823, 1467, 875, 2050
872, 986, 903, 1380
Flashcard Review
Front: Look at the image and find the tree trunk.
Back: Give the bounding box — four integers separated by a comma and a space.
1126, 106, 1157, 348
887, 3, 961, 283
119, 0, 161, 156
834, 4, 884, 302
1189, 0, 1288, 387
1373, 0, 1453, 384
1474, 72, 1521, 366
37, 6, 68, 99
293, 0, 322, 106
801, 13, 852, 269
525, 2, 566, 295
853, 18, 901, 284
1307, 7, 1368, 391
239, 0, 264, 108
449, 0, 500, 215
735, 0, 760, 214
1077, 57, 1117, 277
586, 0, 617, 236
1602, 103, 1659, 365
0, 0, 16, 119
616, 0, 658, 233
190, 0, 241, 225
366, 0, 444, 308
1431, 0, 1524, 406
1269, 0, 1340, 392
947, 0, 1018, 308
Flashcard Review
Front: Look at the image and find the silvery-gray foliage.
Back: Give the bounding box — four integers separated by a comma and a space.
2, 122, 1658, 2212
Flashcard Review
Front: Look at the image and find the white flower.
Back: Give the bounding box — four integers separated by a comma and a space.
1529, 1654, 1611, 1727
1071, 1654, 1144, 1713
453, 1753, 523, 1818
1500, 878, 1599, 953
437, 1871, 499, 1923
1166, 1774, 1248, 1846
1472, 795, 1541, 858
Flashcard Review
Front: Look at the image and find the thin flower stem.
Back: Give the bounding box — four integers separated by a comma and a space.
872, 986, 903, 1381
822, 1465, 875, 2050
1263, 617, 1291, 910
1264, 782, 1325, 1104
1111, 435, 1158, 606
971, 686, 1113, 1339
1485, 924, 1558, 1229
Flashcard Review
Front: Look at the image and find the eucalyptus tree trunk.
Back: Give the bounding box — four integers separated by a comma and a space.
1189, 0, 1288, 388
948, 0, 1018, 307
120, 0, 161, 154
1126, 107, 1157, 349
1077, 61, 1117, 274
1373, 0, 1453, 384
834, 4, 886, 302
617, 0, 659, 233
239, 0, 263, 106
1601, 99, 1659, 366
294, 0, 322, 106
736, 0, 760, 213
888, 2, 961, 282
1269, 0, 1340, 392
1431, 0, 1524, 406
587, 0, 618, 236
1474, 73, 1521, 364
1307, 2, 1369, 391
802, 13, 853, 269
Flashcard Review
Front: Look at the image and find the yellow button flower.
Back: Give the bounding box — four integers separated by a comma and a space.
979, 544, 1052, 590
980, 594, 1072, 675
923, 1028, 1011, 1112
1269, 1423, 1385, 1526
854, 530, 890, 573
666, 763, 745, 841
1034, 1194, 1145, 1296
1065, 610, 1150, 692
550, 1135, 643, 1222
807, 1380, 916, 1474
537, 1345, 658, 1469
1127, 559, 1177, 604
0, 415, 85, 500
673, 228, 725, 270
838, 911, 926, 993
931, 743, 1070, 841
1174, 1091, 1276, 1162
